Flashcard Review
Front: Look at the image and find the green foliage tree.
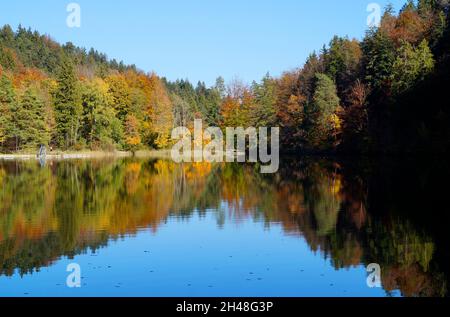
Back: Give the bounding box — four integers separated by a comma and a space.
172, 93, 192, 127
306, 73, 342, 150
53, 58, 82, 148
392, 39, 435, 94
324, 36, 362, 102
14, 87, 50, 149
165, 79, 199, 118
215, 76, 226, 98
0, 74, 16, 149
362, 29, 396, 91
252, 73, 277, 127
196, 81, 222, 126
298, 52, 325, 101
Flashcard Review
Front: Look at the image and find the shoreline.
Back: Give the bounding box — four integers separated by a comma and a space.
0, 150, 173, 161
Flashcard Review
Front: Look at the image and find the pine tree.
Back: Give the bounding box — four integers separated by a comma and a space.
252, 73, 277, 127
324, 37, 362, 105
0, 74, 16, 149
362, 29, 396, 91
392, 39, 435, 94
215, 76, 226, 99
172, 93, 192, 127
306, 73, 342, 150
418, 0, 438, 13
196, 81, 222, 126
14, 87, 50, 149
53, 57, 82, 148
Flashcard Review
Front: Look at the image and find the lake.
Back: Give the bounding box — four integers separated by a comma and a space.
0, 157, 448, 297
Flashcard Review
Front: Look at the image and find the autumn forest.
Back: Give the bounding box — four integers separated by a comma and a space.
1, 0, 450, 299
1, 0, 449, 154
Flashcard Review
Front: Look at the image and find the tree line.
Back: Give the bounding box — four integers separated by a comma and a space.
1, 0, 449, 154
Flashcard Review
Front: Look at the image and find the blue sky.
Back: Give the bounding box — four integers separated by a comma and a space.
1, 0, 405, 86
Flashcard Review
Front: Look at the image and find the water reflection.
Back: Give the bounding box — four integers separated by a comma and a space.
0, 158, 448, 297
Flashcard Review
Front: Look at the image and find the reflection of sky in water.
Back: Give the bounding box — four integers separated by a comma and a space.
1, 158, 441, 297
0, 211, 398, 297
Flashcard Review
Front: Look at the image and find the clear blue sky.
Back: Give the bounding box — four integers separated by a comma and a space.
1, 0, 405, 86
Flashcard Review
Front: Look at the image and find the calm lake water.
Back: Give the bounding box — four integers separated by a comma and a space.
0, 157, 448, 297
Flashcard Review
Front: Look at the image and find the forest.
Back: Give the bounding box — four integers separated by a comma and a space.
0, 0, 449, 154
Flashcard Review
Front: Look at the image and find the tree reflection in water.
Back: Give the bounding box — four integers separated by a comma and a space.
0, 157, 448, 297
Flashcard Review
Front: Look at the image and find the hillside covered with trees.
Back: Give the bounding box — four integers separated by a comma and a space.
0, 0, 449, 154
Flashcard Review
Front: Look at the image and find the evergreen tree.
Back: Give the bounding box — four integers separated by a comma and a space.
172, 93, 192, 127
362, 29, 396, 92
14, 87, 50, 149
196, 81, 221, 126
299, 52, 325, 101
306, 73, 342, 150
392, 39, 435, 95
53, 58, 82, 148
323, 37, 362, 106
215, 76, 226, 98
252, 73, 277, 127
0, 74, 16, 149
418, 0, 438, 13
0, 25, 15, 47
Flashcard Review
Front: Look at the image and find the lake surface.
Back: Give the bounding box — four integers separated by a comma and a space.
0, 157, 448, 297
